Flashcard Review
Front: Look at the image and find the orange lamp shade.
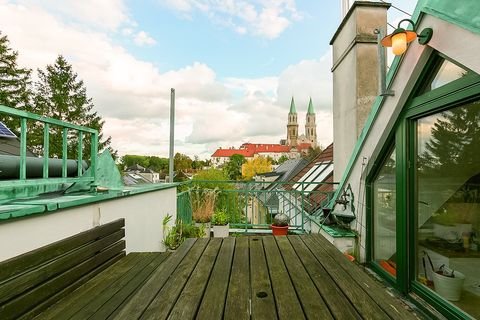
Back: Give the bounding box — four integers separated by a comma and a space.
392, 32, 407, 56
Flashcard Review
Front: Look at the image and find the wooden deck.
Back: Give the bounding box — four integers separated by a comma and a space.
38, 235, 422, 320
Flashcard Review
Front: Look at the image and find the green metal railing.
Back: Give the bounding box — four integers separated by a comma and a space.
176, 190, 192, 224
176, 180, 337, 233
0, 105, 98, 188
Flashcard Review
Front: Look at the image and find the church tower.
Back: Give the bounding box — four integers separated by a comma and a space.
286, 97, 298, 147
305, 97, 317, 147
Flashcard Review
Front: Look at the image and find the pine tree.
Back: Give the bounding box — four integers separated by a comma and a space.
32, 55, 113, 159
419, 102, 480, 176
0, 32, 32, 132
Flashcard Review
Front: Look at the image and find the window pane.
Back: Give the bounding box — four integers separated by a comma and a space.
420, 59, 470, 94
416, 99, 480, 318
373, 147, 397, 278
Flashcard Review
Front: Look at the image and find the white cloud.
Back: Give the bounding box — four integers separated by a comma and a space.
161, 0, 302, 39
0, 0, 333, 159
133, 31, 157, 46
21, 0, 132, 31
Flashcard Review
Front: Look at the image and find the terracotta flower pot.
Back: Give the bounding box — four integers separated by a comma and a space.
271, 225, 289, 236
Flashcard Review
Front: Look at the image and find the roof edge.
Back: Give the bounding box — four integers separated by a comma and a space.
330, 1, 391, 45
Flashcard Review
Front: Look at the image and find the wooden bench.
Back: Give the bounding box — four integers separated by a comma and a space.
0, 219, 126, 320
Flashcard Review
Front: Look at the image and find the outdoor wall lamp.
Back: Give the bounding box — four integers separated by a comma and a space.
381, 19, 433, 55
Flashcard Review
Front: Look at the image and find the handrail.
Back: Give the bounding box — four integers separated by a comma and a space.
0, 104, 98, 190
177, 180, 337, 233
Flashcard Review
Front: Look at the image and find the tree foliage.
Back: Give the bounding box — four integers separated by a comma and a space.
419, 102, 480, 177
303, 146, 323, 161
224, 154, 245, 180
277, 154, 289, 165
0, 32, 32, 132
242, 156, 272, 180
29, 55, 113, 159
120, 155, 169, 172
174, 152, 193, 171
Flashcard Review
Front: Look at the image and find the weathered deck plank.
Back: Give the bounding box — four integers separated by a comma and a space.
93, 253, 169, 320
196, 237, 235, 320
140, 238, 209, 320
301, 235, 390, 320
70, 253, 157, 320
37, 253, 143, 320
224, 237, 250, 320
249, 237, 278, 320
262, 236, 305, 320
167, 238, 222, 320
114, 238, 196, 319
275, 236, 333, 320
287, 236, 361, 320
34, 235, 420, 320
309, 234, 420, 320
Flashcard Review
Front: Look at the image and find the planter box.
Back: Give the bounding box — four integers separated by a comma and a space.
271, 225, 289, 236
213, 224, 229, 238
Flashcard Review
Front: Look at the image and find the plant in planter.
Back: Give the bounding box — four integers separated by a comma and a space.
212, 210, 229, 238
191, 187, 218, 237
162, 214, 182, 251
271, 213, 289, 236
162, 214, 204, 251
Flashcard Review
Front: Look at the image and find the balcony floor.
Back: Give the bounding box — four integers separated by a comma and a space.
38, 235, 422, 320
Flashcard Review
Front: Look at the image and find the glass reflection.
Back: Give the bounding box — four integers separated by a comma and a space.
416, 99, 480, 318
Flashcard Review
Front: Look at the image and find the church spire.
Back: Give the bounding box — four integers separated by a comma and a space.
289, 96, 297, 114
307, 97, 315, 114
305, 97, 317, 148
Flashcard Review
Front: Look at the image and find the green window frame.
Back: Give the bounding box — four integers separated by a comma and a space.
366, 53, 480, 320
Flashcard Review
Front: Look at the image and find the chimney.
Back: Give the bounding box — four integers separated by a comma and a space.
330, 1, 389, 183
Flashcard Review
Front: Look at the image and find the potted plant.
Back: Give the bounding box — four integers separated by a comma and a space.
191, 188, 217, 237
212, 210, 229, 238
162, 214, 204, 251
162, 214, 182, 251
271, 213, 289, 236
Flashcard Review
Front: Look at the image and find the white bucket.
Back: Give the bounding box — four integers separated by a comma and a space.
432, 270, 465, 301
213, 224, 229, 238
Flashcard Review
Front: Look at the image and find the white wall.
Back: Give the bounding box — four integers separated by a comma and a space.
0, 187, 176, 262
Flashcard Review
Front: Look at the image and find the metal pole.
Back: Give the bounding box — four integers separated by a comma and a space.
169, 88, 175, 183
375, 28, 394, 97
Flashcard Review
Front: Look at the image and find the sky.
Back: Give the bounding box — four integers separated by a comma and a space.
0, 0, 416, 159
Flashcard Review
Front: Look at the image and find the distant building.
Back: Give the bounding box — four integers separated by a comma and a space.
124, 164, 160, 184
211, 143, 292, 167
211, 97, 318, 166
286, 97, 317, 149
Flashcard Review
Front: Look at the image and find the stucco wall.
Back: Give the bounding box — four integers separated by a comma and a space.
341, 14, 480, 262
332, 2, 388, 183
0, 187, 176, 262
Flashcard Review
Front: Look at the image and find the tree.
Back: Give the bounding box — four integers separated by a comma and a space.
120, 155, 169, 173
303, 146, 323, 161
419, 103, 480, 176
31, 55, 112, 159
0, 32, 32, 132
224, 154, 246, 180
174, 152, 193, 171
277, 154, 289, 165
242, 156, 272, 180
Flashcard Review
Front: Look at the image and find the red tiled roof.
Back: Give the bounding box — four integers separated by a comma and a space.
243, 143, 291, 153
295, 143, 312, 152
211, 148, 254, 158
212, 143, 291, 158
